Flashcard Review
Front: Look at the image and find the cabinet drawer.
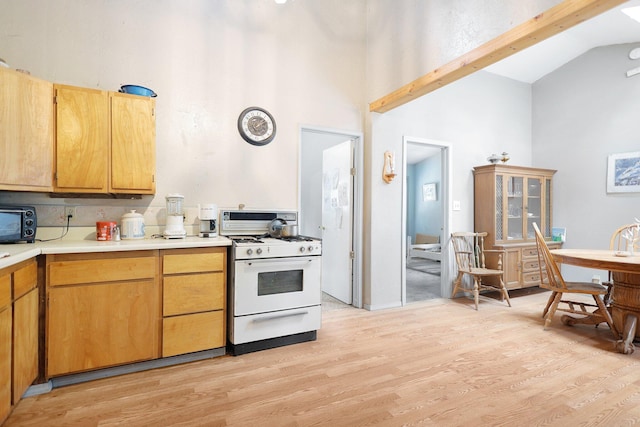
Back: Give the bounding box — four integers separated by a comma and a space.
523, 271, 544, 286
0, 274, 10, 308
522, 259, 541, 272
163, 272, 224, 316
162, 311, 224, 357
14, 260, 37, 300
163, 251, 224, 275
49, 257, 156, 286
522, 247, 539, 258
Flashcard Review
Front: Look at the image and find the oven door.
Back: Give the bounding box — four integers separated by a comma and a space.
233, 256, 321, 316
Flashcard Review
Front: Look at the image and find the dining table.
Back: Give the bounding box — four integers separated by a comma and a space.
551, 248, 640, 354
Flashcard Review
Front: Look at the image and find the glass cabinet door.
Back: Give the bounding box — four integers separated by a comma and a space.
506, 176, 524, 240
525, 178, 542, 239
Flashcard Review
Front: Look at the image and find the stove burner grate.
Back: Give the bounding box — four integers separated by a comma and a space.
276, 235, 316, 242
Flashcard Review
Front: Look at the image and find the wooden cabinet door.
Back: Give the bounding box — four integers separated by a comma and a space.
54, 84, 109, 192
503, 248, 521, 289
12, 289, 38, 403
47, 280, 158, 377
0, 67, 54, 191
110, 92, 156, 194
0, 307, 11, 424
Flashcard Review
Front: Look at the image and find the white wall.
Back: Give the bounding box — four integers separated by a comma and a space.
362, 0, 562, 309
532, 43, 640, 281
366, 71, 532, 309
0, 0, 366, 215
365, 0, 562, 102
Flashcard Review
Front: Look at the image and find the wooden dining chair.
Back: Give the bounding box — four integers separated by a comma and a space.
450, 232, 511, 310
532, 222, 618, 336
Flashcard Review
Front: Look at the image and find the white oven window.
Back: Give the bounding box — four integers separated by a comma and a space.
258, 270, 303, 295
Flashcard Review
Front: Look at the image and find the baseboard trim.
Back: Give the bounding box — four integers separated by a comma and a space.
46, 347, 225, 390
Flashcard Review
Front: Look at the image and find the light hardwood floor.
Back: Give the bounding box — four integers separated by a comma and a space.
6, 290, 640, 426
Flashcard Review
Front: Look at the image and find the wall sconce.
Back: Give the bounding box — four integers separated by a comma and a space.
382, 150, 396, 183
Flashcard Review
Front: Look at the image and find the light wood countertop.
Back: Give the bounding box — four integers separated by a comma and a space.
0, 236, 231, 270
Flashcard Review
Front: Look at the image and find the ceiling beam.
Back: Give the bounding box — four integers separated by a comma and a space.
369, 0, 628, 113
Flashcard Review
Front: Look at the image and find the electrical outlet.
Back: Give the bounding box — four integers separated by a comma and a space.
65, 206, 77, 219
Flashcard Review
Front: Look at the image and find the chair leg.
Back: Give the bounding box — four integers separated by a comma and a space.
473, 278, 480, 311
544, 292, 563, 330
499, 278, 511, 307
593, 294, 620, 338
542, 291, 557, 318
451, 272, 464, 298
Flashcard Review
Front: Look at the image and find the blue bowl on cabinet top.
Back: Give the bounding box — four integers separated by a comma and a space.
119, 85, 157, 97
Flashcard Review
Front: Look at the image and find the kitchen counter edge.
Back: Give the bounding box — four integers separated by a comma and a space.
0, 236, 232, 269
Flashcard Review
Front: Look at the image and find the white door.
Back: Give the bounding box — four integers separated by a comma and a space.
321, 140, 353, 304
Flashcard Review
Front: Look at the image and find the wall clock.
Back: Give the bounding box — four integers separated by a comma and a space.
237, 106, 276, 146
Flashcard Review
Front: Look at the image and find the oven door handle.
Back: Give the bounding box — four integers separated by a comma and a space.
252, 309, 310, 322
244, 258, 316, 267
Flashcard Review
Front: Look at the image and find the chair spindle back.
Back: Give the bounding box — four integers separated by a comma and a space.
533, 222, 567, 291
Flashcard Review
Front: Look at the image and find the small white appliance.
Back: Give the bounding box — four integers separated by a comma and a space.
163, 194, 187, 239
198, 203, 218, 238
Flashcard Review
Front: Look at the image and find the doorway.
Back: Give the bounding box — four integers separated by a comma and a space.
401, 136, 452, 305
299, 126, 363, 308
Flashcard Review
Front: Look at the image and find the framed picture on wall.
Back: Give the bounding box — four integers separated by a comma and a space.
423, 183, 437, 201
607, 151, 640, 193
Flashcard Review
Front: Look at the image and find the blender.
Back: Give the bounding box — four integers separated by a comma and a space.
198, 203, 218, 238
163, 193, 187, 239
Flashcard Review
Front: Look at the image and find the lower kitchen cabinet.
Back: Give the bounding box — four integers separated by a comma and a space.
12, 261, 38, 404
0, 292, 11, 424
161, 248, 226, 357
0, 259, 39, 424
46, 251, 160, 377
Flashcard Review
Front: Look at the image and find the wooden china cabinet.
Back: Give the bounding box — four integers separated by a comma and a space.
473, 164, 560, 289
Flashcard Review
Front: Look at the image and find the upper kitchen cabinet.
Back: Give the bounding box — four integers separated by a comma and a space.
53, 85, 156, 195
0, 67, 54, 192
54, 85, 109, 192
110, 92, 156, 194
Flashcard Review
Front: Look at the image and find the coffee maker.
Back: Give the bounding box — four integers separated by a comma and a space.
198, 203, 218, 238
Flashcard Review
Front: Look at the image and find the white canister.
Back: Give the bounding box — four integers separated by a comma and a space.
120, 210, 145, 240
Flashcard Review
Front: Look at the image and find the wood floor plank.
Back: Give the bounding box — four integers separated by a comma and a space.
6, 289, 640, 426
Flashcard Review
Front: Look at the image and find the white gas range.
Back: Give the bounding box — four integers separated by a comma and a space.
220, 209, 322, 355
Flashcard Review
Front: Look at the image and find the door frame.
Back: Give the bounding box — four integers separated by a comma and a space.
299, 125, 364, 308
401, 136, 453, 304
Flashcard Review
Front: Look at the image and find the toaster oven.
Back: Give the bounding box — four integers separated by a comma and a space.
0, 205, 37, 243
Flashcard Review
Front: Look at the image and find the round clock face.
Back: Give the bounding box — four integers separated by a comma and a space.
237, 107, 276, 146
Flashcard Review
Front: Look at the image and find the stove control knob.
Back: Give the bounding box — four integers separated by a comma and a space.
246, 248, 253, 256
308, 246, 315, 252
299, 246, 306, 253
257, 248, 263, 255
